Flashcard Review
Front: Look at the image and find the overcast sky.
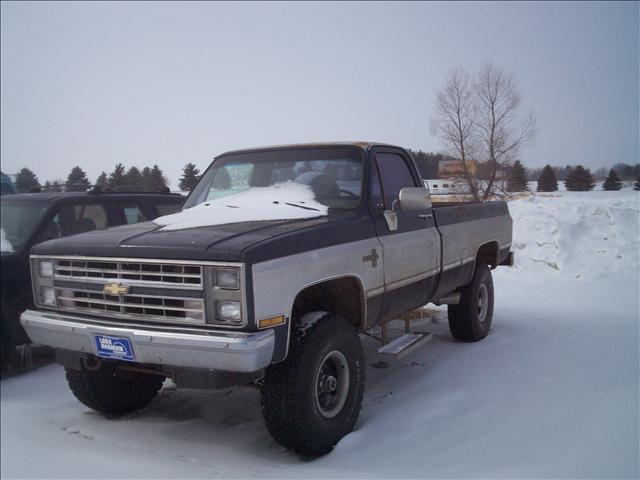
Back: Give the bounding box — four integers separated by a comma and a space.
1, 1, 638, 187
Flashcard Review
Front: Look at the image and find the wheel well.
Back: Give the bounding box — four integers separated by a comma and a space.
292, 277, 364, 331
476, 241, 500, 268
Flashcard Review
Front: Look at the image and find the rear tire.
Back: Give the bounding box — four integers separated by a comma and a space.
260, 314, 364, 456
65, 362, 165, 415
448, 262, 494, 342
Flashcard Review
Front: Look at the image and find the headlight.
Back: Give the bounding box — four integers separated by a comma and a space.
39, 260, 54, 278
204, 265, 244, 327
215, 300, 242, 325
214, 269, 239, 290
41, 287, 56, 307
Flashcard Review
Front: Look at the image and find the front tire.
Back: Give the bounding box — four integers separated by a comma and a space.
260, 314, 364, 456
65, 362, 165, 416
448, 262, 494, 342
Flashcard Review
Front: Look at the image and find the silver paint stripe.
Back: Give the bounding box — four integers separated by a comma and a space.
441, 257, 476, 272
385, 268, 439, 292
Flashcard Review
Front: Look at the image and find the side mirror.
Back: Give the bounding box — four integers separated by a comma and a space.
398, 187, 432, 210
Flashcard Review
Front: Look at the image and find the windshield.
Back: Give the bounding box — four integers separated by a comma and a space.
184, 147, 365, 210
0, 201, 48, 252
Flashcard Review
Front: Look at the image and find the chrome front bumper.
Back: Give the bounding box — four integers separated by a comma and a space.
20, 309, 275, 372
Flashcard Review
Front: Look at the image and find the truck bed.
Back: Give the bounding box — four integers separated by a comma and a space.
430, 200, 512, 299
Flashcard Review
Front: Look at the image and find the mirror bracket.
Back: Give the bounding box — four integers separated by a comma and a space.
383, 211, 398, 232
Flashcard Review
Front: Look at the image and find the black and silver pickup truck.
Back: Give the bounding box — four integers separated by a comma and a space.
21, 143, 513, 455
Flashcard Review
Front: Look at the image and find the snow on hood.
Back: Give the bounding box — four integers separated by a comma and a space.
1, 228, 14, 253
154, 182, 329, 231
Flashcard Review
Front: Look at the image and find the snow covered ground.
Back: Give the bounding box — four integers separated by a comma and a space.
2, 190, 638, 479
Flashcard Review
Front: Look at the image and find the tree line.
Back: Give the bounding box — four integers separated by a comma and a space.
12, 163, 203, 194
9, 155, 640, 196
407, 148, 640, 193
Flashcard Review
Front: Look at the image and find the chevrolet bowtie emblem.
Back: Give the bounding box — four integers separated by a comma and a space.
103, 283, 129, 296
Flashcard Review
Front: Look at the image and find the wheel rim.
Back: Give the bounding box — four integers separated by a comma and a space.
315, 350, 350, 418
477, 283, 489, 322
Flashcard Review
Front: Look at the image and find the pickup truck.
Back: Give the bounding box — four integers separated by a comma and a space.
20, 143, 513, 455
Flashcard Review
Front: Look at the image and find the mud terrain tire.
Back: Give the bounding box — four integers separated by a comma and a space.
448, 262, 494, 342
261, 314, 364, 456
65, 362, 164, 415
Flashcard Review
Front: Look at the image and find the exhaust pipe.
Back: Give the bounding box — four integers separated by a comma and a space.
434, 292, 461, 306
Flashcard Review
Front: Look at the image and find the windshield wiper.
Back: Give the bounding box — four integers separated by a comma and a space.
284, 202, 321, 212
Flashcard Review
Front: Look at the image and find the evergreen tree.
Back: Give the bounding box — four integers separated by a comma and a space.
125, 166, 143, 191
43, 181, 52, 192
51, 180, 64, 192
178, 163, 200, 191
634, 176, 640, 191
148, 165, 168, 191
602, 169, 622, 191
15, 167, 40, 192
95, 172, 108, 189
141, 167, 153, 191
506, 160, 528, 192
537, 165, 558, 192
108, 163, 127, 192
65, 166, 90, 192
565, 165, 595, 191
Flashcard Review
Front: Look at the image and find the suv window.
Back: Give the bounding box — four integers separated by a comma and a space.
45, 204, 108, 239
154, 202, 181, 217
118, 203, 148, 224
375, 153, 418, 209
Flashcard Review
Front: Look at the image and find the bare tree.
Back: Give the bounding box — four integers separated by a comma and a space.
473, 64, 536, 199
431, 64, 535, 200
430, 67, 480, 200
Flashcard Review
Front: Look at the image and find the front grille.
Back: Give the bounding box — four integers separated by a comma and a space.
48, 258, 206, 325
56, 289, 204, 323
55, 259, 202, 287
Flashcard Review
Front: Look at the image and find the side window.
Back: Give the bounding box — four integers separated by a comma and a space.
119, 204, 149, 224
375, 153, 418, 209
154, 202, 182, 217
47, 204, 108, 238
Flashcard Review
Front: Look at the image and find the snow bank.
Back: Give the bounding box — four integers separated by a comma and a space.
507, 190, 639, 280
154, 182, 328, 231
0, 228, 13, 252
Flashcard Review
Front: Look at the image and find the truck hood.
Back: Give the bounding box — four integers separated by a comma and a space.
30, 212, 365, 263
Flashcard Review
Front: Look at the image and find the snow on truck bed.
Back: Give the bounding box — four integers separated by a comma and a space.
1, 190, 638, 479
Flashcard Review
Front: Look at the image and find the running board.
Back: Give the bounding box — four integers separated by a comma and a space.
377, 333, 433, 359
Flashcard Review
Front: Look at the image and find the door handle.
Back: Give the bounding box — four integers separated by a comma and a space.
418, 214, 433, 220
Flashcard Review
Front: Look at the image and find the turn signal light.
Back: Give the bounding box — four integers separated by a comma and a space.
258, 315, 286, 329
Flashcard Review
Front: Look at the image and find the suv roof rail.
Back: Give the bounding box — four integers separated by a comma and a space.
89, 188, 181, 196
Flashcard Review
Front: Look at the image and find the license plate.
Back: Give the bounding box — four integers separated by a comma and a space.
94, 335, 135, 362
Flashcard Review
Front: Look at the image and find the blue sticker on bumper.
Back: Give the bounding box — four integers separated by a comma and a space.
95, 335, 135, 362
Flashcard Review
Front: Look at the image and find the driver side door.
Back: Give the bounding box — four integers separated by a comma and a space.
369, 148, 440, 321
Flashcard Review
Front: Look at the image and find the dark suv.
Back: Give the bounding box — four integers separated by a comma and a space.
1, 190, 184, 369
